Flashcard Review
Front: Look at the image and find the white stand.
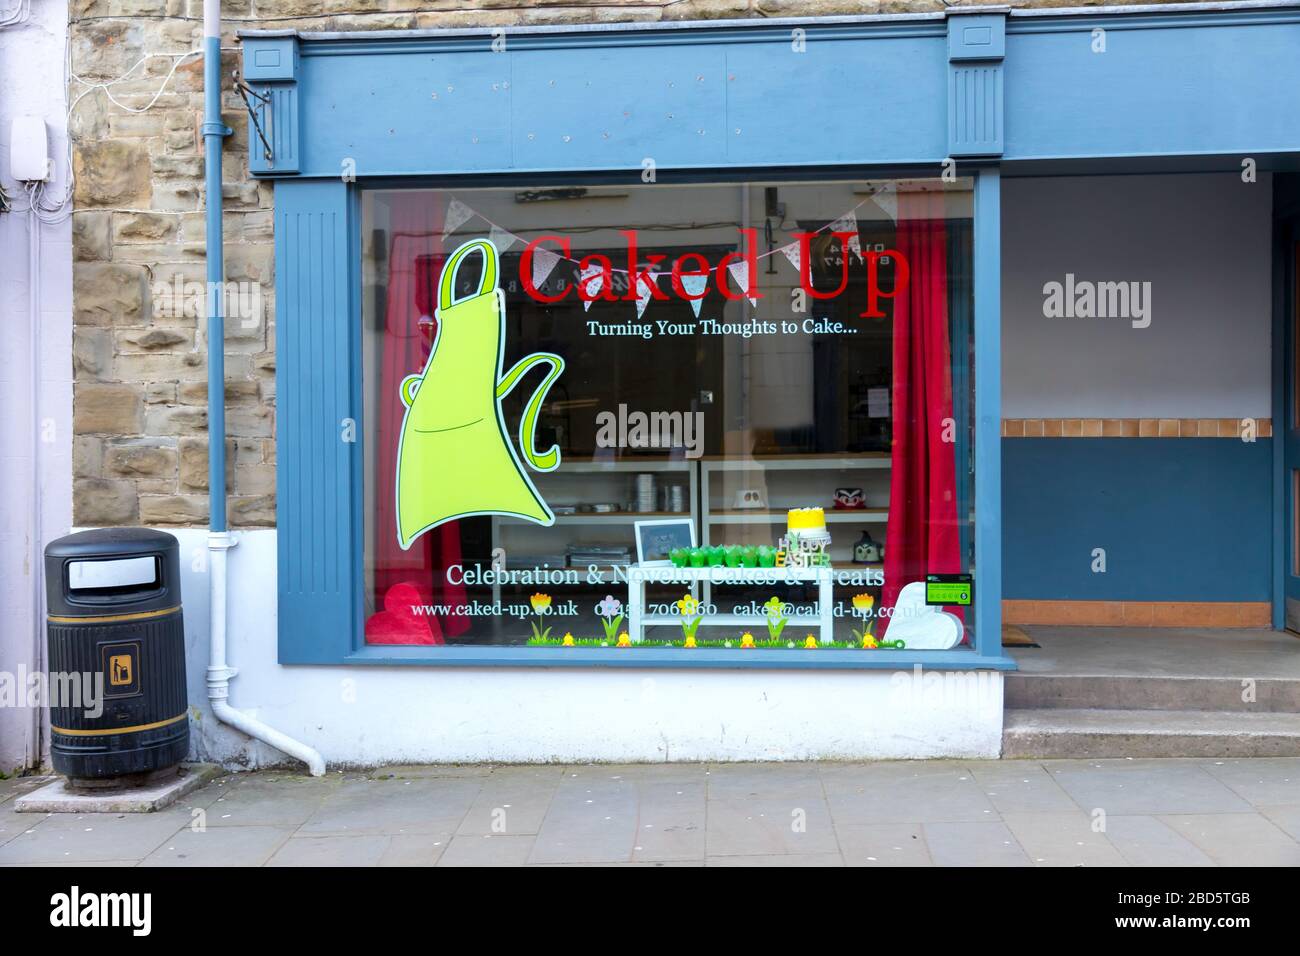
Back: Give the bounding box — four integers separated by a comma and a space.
627, 565, 836, 644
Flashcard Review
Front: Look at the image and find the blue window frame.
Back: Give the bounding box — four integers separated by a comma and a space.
273, 168, 1011, 669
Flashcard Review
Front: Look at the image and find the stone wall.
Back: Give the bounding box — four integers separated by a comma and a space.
69, 0, 1189, 527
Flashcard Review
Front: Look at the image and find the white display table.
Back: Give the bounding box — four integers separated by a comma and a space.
626, 564, 835, 644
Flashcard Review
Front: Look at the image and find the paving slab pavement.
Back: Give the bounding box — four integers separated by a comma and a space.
0, 757, 1296, 866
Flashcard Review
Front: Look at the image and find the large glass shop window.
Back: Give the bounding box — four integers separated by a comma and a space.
360, 180, 975, 651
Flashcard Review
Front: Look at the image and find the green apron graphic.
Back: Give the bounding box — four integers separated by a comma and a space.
396, 238, 564, 550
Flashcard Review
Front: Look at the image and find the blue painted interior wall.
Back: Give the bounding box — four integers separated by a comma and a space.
1002, 438, 1272, 601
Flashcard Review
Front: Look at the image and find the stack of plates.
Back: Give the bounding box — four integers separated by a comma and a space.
635, 474, 655, 512
568, 546, 632, 568
505, 554, 568, 571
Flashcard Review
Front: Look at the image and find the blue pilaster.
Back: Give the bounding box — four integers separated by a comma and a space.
276, 180, 357, 663
974, 167, 1004, 658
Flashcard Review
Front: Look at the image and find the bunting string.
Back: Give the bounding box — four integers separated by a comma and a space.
399, 183, 903, 312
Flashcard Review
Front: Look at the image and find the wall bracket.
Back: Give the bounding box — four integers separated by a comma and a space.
239, 35, 301, 176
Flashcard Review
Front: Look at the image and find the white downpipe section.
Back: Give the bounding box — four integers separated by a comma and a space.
206, 534, 324, 775
202, 0, 324, 776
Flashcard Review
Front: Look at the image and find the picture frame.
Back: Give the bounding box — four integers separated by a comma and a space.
634, 518, 696, 567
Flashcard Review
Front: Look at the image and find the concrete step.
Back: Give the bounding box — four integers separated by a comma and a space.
1004, 673, 1300, 713
1001, 708, 1300, 759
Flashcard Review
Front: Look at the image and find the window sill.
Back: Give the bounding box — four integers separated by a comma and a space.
337, 645, 1018, 670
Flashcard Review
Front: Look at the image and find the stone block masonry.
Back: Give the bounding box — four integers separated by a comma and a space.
69, 0, 1203, 527
70, 0, 293, 527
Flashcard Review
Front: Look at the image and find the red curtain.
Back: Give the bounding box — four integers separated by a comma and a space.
881, 191, 963, 638
365, 194, 469, 645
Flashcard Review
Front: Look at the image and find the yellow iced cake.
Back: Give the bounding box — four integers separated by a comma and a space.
787, 507, 827, 533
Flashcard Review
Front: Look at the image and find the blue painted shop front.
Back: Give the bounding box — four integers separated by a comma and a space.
239, 5, 1300, 669
1003, 439, 1274, 603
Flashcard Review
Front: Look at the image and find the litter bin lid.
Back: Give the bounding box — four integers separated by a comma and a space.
45, 527, 179, 559
45, 528, 181, 615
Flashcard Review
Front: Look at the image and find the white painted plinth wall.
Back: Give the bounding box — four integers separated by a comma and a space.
164, 529, 1003, 768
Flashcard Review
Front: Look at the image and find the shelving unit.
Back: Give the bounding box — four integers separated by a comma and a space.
489, 457, 697, 604
489, 453, 892, 626
707, 509, 888, 524
698, 453, 891, 606
551, 511, 684, 525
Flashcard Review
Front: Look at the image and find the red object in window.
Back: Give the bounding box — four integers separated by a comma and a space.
364, 580, 445, 646
881, 191, 964, 640
366, 193, 470, 644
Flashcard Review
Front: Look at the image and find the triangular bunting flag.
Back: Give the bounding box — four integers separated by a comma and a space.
634, 272, 659, 319
488, 224, 518, 253
871, 183, 897, 222
679, 273, 709, 319
780, 242, 801, 271
531, 247, 563, 293
829, 211, 862, 261
779, 243, 809, 288
726, 260, 759, 307
442, 198, 474, 237
579, 262, 605, 313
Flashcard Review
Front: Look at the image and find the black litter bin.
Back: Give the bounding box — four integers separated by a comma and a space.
45, 528, 189, 780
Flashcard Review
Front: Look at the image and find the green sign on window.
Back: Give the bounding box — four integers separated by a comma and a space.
925, 574, 973, 606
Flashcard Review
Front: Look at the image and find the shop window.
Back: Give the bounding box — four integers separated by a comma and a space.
359, 179, 974, 651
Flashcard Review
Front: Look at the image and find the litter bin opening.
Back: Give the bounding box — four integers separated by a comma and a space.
67, 556, 161, 599
47, 529, 179, 614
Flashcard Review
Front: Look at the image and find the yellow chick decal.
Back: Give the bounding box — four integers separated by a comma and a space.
739, 632, 756, 649
804, 635, 818, 649
561, 633, 575, 647
616, 632, 632, 647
